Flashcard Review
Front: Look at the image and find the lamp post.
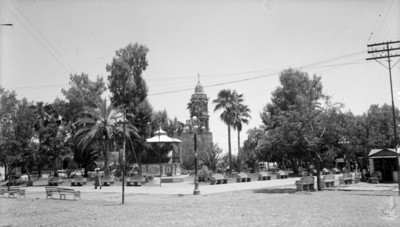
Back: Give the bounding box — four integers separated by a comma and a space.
339, 138, 350, 171
185, 116, 202, 195
118, 112, 129, 205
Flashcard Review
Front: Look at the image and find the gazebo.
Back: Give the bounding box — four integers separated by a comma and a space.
145, 128, 182, 185
368, 148, 400, 183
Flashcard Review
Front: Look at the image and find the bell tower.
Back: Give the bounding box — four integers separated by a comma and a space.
188, 74, 210, 132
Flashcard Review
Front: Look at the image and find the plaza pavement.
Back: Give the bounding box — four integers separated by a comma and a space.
14, 174, 400, 198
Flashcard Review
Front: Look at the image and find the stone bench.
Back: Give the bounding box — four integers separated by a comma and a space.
354, 172, 361, 183
101, 177, 114, 186
210, 173, 228, 185
236, 172, 251, 183
338, 173, 353, 185
324, 174, 335, 187
71, 176, 87, 186
276, 170, 289, 179
258, 171, 271, 181
127, 176, 145, 186
48, 177, 64, 186
295, 176, 315, 191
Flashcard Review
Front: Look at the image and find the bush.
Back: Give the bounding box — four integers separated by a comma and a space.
198, 166, 213, 182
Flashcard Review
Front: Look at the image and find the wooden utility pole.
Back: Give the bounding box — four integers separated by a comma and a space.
367, 40, 400, 195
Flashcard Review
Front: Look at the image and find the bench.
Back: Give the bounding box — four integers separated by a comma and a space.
59, 188, 81, 200
127, 176, 145, 186
45, 186, 80, 200
101, 177, 114, 186
324, 174, 335, 187
295, 176, 315, 191
258, 171, 271, 181
1, 186, 25, 198
71, 176, 87, 186
369, 171, 381, 184
45, 186, 60, 199
236, 172, 251, 183
338, 173, 353, 185
354, 172, 361, 183
210, 173, 228, 185
276, 170, 289, 179
48, 177, 64, 186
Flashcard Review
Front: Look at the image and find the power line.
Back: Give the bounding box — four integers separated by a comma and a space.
4, 51, 371, 96
8, 1, 77, 73
2, 2, 75, 74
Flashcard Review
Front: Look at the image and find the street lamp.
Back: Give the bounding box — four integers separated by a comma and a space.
185, 116, 204, 195
339, 138, 350, 171
118, 111, 129, 205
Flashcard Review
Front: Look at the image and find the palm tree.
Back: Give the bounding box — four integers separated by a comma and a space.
233, 104, 251, 172
213, 89, 243, 173
75, 99, 138, 177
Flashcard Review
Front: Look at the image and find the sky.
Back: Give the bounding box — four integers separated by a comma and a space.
1, 0, 400, 154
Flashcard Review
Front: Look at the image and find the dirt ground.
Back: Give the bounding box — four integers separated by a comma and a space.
1, 187, 400, 227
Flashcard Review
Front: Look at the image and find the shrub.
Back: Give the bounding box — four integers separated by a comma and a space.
197, 166, 213, 182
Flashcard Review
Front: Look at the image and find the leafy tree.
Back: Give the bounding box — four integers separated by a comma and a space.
11, 98, 37, 183
242, 127, 267, 172
107, 43, 153, 171
213, 89, 243, 173
261, 69, 325, 174
0, 87, 18, 181
61, 73, 106, 122
365, 104, 400, 149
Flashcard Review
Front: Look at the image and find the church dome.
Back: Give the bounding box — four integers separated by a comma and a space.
194, 82, 204, 94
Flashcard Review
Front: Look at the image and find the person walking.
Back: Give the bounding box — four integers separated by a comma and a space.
94, 168, 102, 189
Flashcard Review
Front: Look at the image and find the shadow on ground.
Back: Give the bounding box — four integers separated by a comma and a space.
253, 188, 297, 194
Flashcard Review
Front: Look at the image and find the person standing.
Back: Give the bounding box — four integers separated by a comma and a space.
94, 168, 102, 189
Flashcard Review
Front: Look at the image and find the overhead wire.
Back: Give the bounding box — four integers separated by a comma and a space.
2, 2, 75, 74
8, 1, 77, 73
4, 50, 370, 98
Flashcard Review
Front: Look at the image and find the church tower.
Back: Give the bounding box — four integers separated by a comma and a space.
188, 75, 210, 132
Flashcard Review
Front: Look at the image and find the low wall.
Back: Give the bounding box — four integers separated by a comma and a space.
141, 163, 182, 177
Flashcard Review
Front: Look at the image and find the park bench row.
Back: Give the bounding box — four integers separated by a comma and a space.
0, 186, 25, 199
211, 171, 289, 185
296, 172, 361, 191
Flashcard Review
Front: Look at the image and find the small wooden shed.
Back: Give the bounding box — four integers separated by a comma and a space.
368, 148, 400, 183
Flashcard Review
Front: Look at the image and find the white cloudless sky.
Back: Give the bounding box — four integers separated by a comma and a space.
1, 0, 399, 154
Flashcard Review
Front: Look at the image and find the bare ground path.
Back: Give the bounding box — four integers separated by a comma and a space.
1, 187, 400, 227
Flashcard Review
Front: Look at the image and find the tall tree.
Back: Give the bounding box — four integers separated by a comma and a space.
107, 43, 153, 170
233, 103, 251, 172
213, 89, 243, 173
0, 88, 18, 180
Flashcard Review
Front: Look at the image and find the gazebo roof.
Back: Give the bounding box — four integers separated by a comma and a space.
146, 128, 182, 144
368, 148, 399, 159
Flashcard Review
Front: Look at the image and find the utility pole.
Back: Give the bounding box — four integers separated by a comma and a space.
367, 40, 400, 195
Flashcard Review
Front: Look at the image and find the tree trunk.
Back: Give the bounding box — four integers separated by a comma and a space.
237, 129, 241, 172
227, 125, 232, 173
103, 139, 109, 177
53, 142, 58, 177
4, 161, 9, 181
290, 158, 299, 175
315, 157, 322, 191
37, 163, 43, 179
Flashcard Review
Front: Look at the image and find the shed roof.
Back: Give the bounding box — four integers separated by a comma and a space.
368, 148, 399, 158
